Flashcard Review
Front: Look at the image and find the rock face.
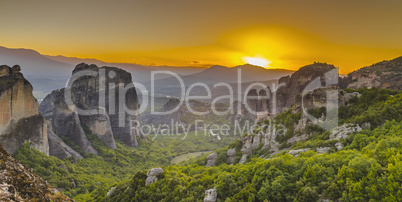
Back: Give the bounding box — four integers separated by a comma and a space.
246, 89, 259, 120
226, 148, 236, 164
80, 112, 117, 150
229, 87, 273, 124
329, 123, 362, 141
39, 89, 98, 155
47, 121, 83, 159
0, 65, 49, 155
233, 63, 337, 120
0, 144, 72, 201
206, 152, 218, 167
316, 147, 331, 154
204, 189, 217, 202
145, 168, 164, 186
288, 148, 311, 157
270, 63, 337, 113
39, 63, 143, 150
71, 63, 142, 147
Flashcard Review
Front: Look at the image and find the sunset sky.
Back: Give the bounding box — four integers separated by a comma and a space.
1, 0, 402, 74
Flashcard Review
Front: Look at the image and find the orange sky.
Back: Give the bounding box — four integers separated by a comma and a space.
1, 0, 402, 74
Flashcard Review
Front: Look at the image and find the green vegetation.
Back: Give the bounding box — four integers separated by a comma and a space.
88, 88, 402, 201
13, 128, 236, 200
171, 151, 212, 164
95, 120, 402, 202
12, 88, 402, 201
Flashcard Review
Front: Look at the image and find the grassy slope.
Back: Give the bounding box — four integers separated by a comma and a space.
13, 128, 237, 200
95, 88, 402, 201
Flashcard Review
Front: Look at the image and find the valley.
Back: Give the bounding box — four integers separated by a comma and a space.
1, 50, 402, 201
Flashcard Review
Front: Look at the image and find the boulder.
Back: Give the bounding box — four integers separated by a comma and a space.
239, 154, 248, 164
288, 148, 311, 157
204, 189, 217, 202
316, 147, 331, 154
335, 142, 343, 150
145, 168, 164, 186
226, 148, 236, 164
206, 153, 218, 167
106, 187, 116, 197
329, 123, 362, 140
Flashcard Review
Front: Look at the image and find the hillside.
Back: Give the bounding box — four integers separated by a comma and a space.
94, 88, 402, 201
345, 56, 402, 90
0, 143, 72, 201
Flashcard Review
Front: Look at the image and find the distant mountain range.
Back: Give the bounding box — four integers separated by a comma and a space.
0, 46, 294, 99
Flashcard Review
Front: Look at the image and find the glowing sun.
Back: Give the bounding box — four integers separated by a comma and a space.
242, 56, 272, 68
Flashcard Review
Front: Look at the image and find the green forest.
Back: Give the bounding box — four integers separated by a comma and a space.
13, 88, 402, 201
13, 128, 236, 200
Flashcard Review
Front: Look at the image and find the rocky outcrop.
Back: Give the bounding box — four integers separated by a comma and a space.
204, 189, 217, 202
47, 121, 83, 159
39, 63, 143, 150
0, 65, 49, 155
293, 86, 346, 113
0, 144, 72, 201
246, 89, 259, 120
231, 64, 336, 123
106, 187, 116, 197
39, 89, 98, 155
145, 168, 164, 186
226, 148, 236, 164
280, 63, 337, 110
71, 63, 142, 147
206, 152, 218, 167
288, 148, 311, 157
329, 123, 362, 141
316, 147, 331, 154
238, 134, 264, 164
344, 56, 402, 91
80, 112, 117, 150
0, 114, 49, 155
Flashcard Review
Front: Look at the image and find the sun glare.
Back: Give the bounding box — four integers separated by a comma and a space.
242, 56, 272, 68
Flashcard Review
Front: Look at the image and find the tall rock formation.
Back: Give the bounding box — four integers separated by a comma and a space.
236, 63, 337, 119
0, 65, 49, 155
278, 63, 337, 111
39, 89, 98, 155
39, 63, 142, 149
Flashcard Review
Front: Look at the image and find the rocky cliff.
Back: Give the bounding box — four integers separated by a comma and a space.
0, 143, 72, 201
39, 89, 98, 155
39, 63, 143, 150
230, 63, 337, 123
223, 88, 362, 166
343, 56, 402, 90
0, 65, 49, 155
276, 63, 337, 112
